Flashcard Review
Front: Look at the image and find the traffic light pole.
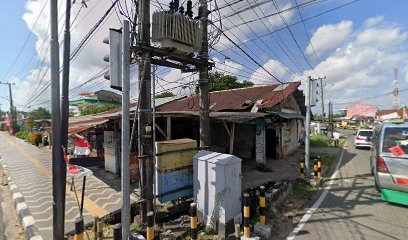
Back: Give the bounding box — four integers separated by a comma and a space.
121, 20, 131, 240
50, 0, 65, 238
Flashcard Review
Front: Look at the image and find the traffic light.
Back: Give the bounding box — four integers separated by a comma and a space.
103, 28, 122, 90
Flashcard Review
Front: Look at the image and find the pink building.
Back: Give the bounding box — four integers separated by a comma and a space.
346, 102, 377, 119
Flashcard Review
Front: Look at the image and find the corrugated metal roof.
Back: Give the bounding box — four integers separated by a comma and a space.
157, 82, 301, 112
155, 111, 270, 124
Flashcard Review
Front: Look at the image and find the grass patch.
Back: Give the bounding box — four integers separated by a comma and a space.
310, 135, 332, 147
292, 181, 319, 200
311, 134, 345, 148
15, 131, 29, 140
318, 153, 336, 168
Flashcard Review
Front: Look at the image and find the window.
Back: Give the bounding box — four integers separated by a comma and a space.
382, 127, 408, 153
358, 131, 373, 137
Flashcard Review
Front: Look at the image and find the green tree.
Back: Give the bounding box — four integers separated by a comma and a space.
26, 117, 34, 131
195, 71, 254, 93
31, 107, 51, 120
80, 104, 116, 116
155, 91, 176, 99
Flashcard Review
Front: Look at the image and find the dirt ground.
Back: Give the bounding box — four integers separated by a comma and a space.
0, 166, 25, 240
268, 147, 341, 240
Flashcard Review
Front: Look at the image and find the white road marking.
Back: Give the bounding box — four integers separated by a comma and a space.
287, 149, 345, 240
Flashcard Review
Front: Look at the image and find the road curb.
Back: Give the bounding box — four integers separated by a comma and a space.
0, 158, 43, 240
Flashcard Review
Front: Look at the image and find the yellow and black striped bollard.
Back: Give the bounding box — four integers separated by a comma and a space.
318, 160, 322, 179
299, 161, 305, 180
147, 211, 154, 240
259, 186, 266, 224
74, 217, 84, 240
190, 203, 198, 240
313, 159, 318, 180
243, 193, 250, 238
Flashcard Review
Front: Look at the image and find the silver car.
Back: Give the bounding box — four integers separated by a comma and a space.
370, 123, 408, 205
354, 129, 374, 148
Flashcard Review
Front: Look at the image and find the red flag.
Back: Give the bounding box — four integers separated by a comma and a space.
74, 137, 91, 156
74, 138, 91, 148
62, 146, 69, 163
389, 145, 405, 157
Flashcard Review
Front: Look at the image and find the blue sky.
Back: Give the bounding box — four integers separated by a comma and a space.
2, 0, 408, 114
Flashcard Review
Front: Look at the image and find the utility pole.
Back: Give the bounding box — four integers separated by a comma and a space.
198, 0, 210, 148
121, 20, 131, 240
50, 0, 65, 238
329, 101, 333, 138
305, 76, 312, 178
0, 82, 15, 133
61, 0, 72, 151
319, 78, 325, 122
138, 0, 153, 222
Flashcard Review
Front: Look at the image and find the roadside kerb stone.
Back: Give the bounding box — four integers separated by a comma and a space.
254, 222, 273, 240
265, 180, 293, 215
0, 158, 43, 240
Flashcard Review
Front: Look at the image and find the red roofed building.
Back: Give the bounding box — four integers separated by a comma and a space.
346, 102, 377, 119
157, 82, 305, 165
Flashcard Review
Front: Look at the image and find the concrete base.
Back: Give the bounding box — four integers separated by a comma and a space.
197, 210, 235, 238
265, 181, 293, 214
254, 223, 273, 240
309, 178, 322, 187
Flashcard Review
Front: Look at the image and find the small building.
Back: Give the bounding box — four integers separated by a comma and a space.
346, 102, 377, 119
156, 82, 305, 166
377, 107, 408, 121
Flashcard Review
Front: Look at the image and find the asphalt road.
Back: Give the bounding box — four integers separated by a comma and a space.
290, 131, 408, 240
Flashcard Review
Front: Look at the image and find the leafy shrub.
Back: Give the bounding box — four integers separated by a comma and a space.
15, 131, 29, 140
310, 134, 331, 147
28, 132, 43, 146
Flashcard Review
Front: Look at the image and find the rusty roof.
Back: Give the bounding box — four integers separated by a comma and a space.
157, 82, 301, 112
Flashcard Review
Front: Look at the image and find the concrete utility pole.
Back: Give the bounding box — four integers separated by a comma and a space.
61, 0, 72, 151
138, 0, 154, 222
50, 0, 65, 238
121, 20, 131, 240
319, 78, 325, 122
198, 0, 210, 148
305, 76, 312, 177
0, 82, 15, 133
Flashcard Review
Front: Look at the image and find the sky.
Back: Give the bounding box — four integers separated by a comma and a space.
1, 0, 408, 115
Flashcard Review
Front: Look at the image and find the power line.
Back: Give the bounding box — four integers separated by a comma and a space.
211, 22, 285, 84
70, 0, 120, 61
218, 0, 360, 54
271, 0, 320, 76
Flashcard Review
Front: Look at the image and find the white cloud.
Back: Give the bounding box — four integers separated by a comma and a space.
363, 16, 384, 28
250, 59, 288, 84
215, 0, 295, 51
306, 20, 353, 58
304, 18, 408, 111
355, 28, 408, 48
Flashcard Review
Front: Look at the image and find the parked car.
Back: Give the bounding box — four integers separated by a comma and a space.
354, 129, 374, 149
370, 123, 408, 206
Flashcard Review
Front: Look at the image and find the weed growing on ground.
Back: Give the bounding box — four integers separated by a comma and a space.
292, 181, 319, 200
